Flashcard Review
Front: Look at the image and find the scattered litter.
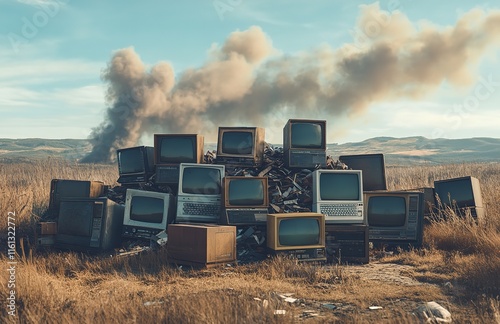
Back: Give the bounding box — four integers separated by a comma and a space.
369, 306, 383, 310
155, 230, 168, 246
414, 301, 452, 323
274, 310, 286, 315
144, 301, 164, 306
322, 303, 337, 310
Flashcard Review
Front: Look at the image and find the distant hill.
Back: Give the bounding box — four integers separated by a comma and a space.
1, 136, 499, 165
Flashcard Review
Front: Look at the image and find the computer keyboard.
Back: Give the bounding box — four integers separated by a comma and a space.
183, 202, 220, 216
320, 204, 361, 217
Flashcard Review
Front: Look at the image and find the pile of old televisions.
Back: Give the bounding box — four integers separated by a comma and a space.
38, 118, 485, 268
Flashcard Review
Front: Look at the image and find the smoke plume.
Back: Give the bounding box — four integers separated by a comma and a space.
81, 4, 500, 163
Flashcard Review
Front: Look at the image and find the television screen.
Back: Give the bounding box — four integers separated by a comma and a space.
221, 131, 253, 155
58, 201, 94, 236
228, 178, 264, 206
159, 137, 195, 163
130, 196, 164, 224
434, 180, 475, 207
291, 122, 323, 148
339, 154, 387, 191
320, 173, 360, 200
118, 149, 144, 174
279, 218, 320, 246
368, 196, 406, 227
182, 167, 222, 195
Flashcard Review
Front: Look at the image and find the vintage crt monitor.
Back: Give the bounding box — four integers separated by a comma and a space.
338, 153, 387, 191
220, 176, 269, 225
215, 126, 265, 166
433, 176, 484, 220
55, 197, 124, 252
325, 224, 369, 264
48, 179, 105, 218
310, 169, 364, 224
167, 224, 236, 267
154, 134, 204, 185
283, 119, 327, 168
116, 146, 155, 185
176, 163, 225, 223
364, 191, 425, 248
122, 189, 176, 239
267, 213, 326, 262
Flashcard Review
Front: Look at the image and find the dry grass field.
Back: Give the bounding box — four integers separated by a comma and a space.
1, 158, 499, 323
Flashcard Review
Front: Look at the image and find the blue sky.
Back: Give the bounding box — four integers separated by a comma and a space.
1, 0, 499, 144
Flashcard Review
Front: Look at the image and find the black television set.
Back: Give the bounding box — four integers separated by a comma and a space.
433, 176, 484, 220
154, 134, 204, 185
215, 127, 265, 167
47, 179, 105, 219
364, 191, 425, 249
117, 146, 155, 185
338, 153, 387, 191
55, 197, 125, 252
220, 176, 269, 225
283, 119, 327, 168
325, 224, 369, 264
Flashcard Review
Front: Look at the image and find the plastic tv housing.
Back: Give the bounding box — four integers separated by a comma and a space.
433, 176, 484, 220
48, 179, 105, 218
116, 146, 155, 185
220, 176, 269, 225
283, 119, 327, 168
215, 126, 265, 166
310, 169, 364, 224
338, 153, 387, 191
176, 163, 226, 223
267, 213, 326, 262
55, 197, 124, 252
154, 134, 204, 185
122, 189, 176, 239
364, 191, 425, 249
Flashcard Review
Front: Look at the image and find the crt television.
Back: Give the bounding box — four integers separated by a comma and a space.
167, 224, 236, 267
325, 224, 369, 264
338, 153, 387, 191
117, 146, 155, 185
216, 127, 265, 166
433, 176, 484, 220
48, 179, 105, 219
267, 213, 326, 262
55, 197, 124, 252
176, 163, 225, 223
154, 134, 204, 185
122, 189, 176, 239
220, 176, 269, 225
310, 169, 364, 224
364, 191, 425, 249
283, 119, 327, 168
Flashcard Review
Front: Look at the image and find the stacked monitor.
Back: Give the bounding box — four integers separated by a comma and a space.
48, 179, 105, 218
176, 163, 225, 224
122, 189, 175, 239
220, 176, 269, 225
339, 153, 387, 191
267, 213, 327, 262
216, 127, 265, 167
283, 119, 327, 168
433, 176, 484, 221
154, 134, 204, 185
116, 146, 155, 185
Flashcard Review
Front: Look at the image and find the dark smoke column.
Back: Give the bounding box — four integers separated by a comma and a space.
80, 48, 174, 163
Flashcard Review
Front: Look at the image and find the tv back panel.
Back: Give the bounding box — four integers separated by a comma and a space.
167, 224, 236, 267
220, 176, 269, 225
267, 213, 327, 262
154, 134, 204, 185
117, 146, 155, 185
176, 163, 225, 223
338, 153, 387, 191
310, 169, 364, 224
122, 189, 176, 239
215, 127, 265, 167
55, 197, 125, 252
283, 119, 327, 169
325, 224, 369, 264
365, 191, 425, 249
48, 179, 105, 219
434, 176, 484, 221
